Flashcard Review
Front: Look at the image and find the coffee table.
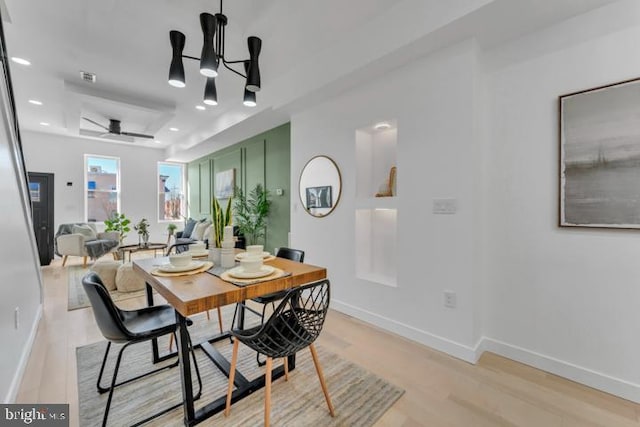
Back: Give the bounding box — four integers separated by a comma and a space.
118, 243, 167, 263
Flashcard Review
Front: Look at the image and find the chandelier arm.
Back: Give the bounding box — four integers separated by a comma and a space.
182, 55, 201, 61
221, 61, 247, 79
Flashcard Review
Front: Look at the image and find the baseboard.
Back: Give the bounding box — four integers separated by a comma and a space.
331, 300, 640, 403
331, 299, 478, 363
477, 337, 640, 403
4, 303, 42, 403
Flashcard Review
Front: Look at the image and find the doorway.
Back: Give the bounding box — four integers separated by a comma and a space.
28, 172, 54, 266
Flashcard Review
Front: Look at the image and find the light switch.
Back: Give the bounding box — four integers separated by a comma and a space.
433, 198, 457, 214
275, 188, 284, 196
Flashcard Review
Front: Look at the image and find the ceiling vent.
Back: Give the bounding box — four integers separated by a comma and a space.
80, 71, 96, 83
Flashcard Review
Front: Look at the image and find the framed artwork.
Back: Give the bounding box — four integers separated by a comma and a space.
560, 77, 640, 229
215, 169, 235, 199
305, 186, 332, 209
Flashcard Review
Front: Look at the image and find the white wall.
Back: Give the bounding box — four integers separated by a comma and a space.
0, 116, 42, 401
291, 39, 483, 361
482, 1, 640, 402
291, 0, 640, 403
22, 131, 180, 246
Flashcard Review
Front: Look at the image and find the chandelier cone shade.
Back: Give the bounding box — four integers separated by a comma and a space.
199, 13, 218, 77
168, 31, 186, 88
204, 78, 218, 106
243, 61, 256, 107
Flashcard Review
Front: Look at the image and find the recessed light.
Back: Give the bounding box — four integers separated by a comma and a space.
154, 140, 162, 144
195, 105, 206, 110
11, 57, 31, 66
39, 122, 50, 126
169, 127, 179, 132
28, 100, 43, 106
374, 122, 391, 130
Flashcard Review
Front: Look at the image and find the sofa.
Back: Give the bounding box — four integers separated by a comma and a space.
173, 219, 245, 253
55, 223, 119, 267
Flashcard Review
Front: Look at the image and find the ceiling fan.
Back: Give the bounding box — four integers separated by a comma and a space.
82, 117, 154, 139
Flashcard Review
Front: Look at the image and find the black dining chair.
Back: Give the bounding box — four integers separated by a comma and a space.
82, 272, 202, 427
224, 279, 335, 427
242, 247, 305, 366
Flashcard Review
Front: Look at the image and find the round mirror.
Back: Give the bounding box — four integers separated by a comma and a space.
299, 155, 342, 217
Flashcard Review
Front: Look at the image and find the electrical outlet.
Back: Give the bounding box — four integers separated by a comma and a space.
14, 307, 19, 329
275, 188, 284, 196
444, 291, 457, 308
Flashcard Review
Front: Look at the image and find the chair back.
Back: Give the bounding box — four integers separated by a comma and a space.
239, 280, 330, 358
81, 272, 131, 342
275, 247, 305, 263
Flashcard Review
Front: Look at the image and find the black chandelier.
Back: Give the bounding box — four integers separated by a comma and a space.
168, 0, 261, 107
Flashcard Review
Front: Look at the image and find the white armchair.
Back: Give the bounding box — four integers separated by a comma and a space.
56, 223, 119, 267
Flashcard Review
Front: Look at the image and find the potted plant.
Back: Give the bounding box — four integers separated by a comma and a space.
104, 212, 131, 245
167, 223, 178, 245
134, 218, 150, 247
234, 184, 271, 245
209, 196, 232, 264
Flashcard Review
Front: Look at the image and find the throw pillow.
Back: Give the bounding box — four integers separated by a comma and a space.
182, 218, 197, 237
72, 224, 97, 241
90, 261, 119, 291
202, 224, 213, 243
190, 221, 211, 241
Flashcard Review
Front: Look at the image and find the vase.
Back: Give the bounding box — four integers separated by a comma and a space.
209, 247, 222, 265
141, 234, 149, 248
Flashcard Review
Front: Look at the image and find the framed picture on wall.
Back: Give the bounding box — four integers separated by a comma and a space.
215, 169, 235, 199
560, 77, 640, 229
305, 186, 332, 208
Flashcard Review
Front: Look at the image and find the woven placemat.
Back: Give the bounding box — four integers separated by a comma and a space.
234, 254, 276, 262
151, 261, 214, 277
219, 267, 288, 286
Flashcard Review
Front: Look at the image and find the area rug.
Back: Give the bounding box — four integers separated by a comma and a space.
76, 311, 404, 426
67, 265, 147, 311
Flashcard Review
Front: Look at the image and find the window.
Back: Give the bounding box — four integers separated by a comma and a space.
85, 155, 120, 222
158, 162, 185, 221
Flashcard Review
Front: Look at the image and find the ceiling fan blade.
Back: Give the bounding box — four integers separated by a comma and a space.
121, 131, 155, 139
82, 117, 110, 131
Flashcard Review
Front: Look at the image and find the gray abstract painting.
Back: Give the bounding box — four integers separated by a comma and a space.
560, 78, 640, 228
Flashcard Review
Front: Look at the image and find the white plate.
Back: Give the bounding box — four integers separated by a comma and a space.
227, 265, 275, 279
190, 250, 209, 257
158, 261, 205, 273
235, 251, 271, 260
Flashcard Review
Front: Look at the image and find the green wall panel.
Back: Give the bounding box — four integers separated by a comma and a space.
243, 139, 265, 193
188, 123, 290, 252
199, 159, 211, 216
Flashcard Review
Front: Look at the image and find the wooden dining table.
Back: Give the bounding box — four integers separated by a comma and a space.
133, 255, 327, 426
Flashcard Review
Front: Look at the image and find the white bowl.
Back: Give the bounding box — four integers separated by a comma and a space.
191, 242, 206, 252
246, 245, 264, 255
240, 255, 263, 273
169, 253, 192, 267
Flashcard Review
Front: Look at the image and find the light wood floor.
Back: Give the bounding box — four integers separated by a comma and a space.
16, 255, 640, 426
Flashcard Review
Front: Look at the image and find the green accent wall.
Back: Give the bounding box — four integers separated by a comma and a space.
188, 123, 290, 252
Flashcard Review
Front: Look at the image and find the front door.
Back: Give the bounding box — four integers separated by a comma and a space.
28, 172, 54, 266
